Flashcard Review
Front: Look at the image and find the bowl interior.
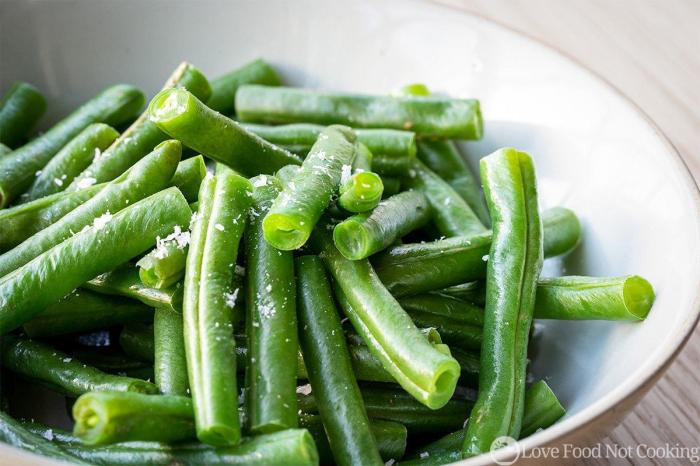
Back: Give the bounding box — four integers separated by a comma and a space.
1, 0, 700, 463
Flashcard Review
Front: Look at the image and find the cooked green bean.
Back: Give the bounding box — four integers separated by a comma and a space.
336, 144, 383, 213
69, 62, 210, 190
208, 59, 282, 115
153, 308, 189, 396
404, 158, 486, 238
236, 85, 483, 139
298, 386, 473, 434
301, 414, 406, 464
0, 412, 86, 464
0, 82, 47, 148
243, 122, 417, 159
70, 347, 153, 379
25, 123, 119, 201
85, 265, 183, 313
296, 255, 382, 466
374, 207, 581, 296
23, 289, 153, 338
184, 167, 251, 446
119, 323, 155, 362
274, 164, 300, 184
372, 154, 411, 176
0, 84, 144, 207
0, 139, 182, 278
404, 382, 564, 464
1, 337, 157, 396
0, 187, 190, 334
73, 391, 195, 445
263, 125, 356, 250
310, 226, 460, 409
399, 294, 483, 351
36, 427, 319, 466
149, 87, 301, 176
171, 154, 207, 203
333, 190, 431, 260
245, 175, 298, 434
417, 140, 490, 226
438, 281, 486, 306
381, 176, 401, 197
463, 148, 543, 457
534, 275, 655, 321
0, 143, 11, 156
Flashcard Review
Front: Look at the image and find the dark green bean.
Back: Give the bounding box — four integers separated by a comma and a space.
372, 154, 411, 176
183, 166, 251, 446
171, 154, 207, 203
333, 190, 431, 260
0, 143, 11, 156
0, 84, 144, 207
1, 337, 157, 396
381, 177, 401, 197
374, 207, 581, 296
236, 85, 483, 139
23, 289, 153, 338
0, 187, 191, 334
25, 123, 118, 201
69, 347, 153, 379
463, 148, 543, 457
263, 125, 356, 250
119, 323, 155, 362
72, 391, 194, 445
69, 62, 210, 189
208, 59, 282, 115
310, 226, 460, 409
0, 412, 86, 464
149, 87, 301, 176
296, 255, 382, 466
153, 308, 189, 396
417, 140, 490, 226
300, 414, 406, 464
0, 82, 47, 147
0, 139, 182, 278
245, 175, 298, 434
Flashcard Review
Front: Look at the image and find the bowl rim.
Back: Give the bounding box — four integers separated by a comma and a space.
425, 2, 700, 464
1, 2, 699, 465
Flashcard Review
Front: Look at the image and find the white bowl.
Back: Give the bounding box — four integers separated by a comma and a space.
1, 0, 699, 464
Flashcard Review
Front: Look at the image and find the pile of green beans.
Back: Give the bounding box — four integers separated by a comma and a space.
0, 62, 656, 466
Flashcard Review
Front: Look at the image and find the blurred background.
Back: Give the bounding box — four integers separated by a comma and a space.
438, 1, 699, 464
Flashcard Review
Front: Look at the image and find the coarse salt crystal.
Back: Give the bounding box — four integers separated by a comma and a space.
253, 175, 268, 187
340, 164, 352, 185
53, 178, 63, 187
296, 384, 312, 395
214, 223, 225, 231
92, 212, 112, 231
76, 176, 97, 189
224, 288, 239, 308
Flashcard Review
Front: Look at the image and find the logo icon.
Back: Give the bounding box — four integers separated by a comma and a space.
490, 436, 521, 465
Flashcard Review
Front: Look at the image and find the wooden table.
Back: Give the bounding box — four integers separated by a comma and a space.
436, 1, 700, 464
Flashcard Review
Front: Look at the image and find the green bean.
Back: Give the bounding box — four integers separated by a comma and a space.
399, 294, 483, 351
263, 125, 356, 250
0, 143, 11, 156
372, 154, 411, 176
333, 191, 431, 260
275, 164, 300, 184
70, 348, 153, 379
153, 308, 189, 396
149, 87, 301, 176
298, 386, 473, 434
69, 62, 210, 190
438, 282, 486, 306
310, 226, 460, 409
417, 140, 490, 226
171, 154, 207, 203
243, 122, 417, 159
25, 123, 119, 201
120, 323, 155, 362
296, 255, 382, 466
73, 391, 194, 445
381, 177, 401, 198
0, 139, 182, 278
0, 84, 144, 207
338, 171, 384, 214
463, 148, 543, 457
404, 381, 565, 465
183, 167, 251, 446
40, 428, 319, 466
0, 187, 190, 334
208, 59, 282, 115
0, 412, 86, 464
85, 265, 183, 313
0, 82, 47, 147
236, 85, 483, 139
404, 158, 486, 237
374, 207, 581, 296
136, 216, 192, 290
23, 289, 153, 338
245, 175, 298, 434
534, 275, 655, 321
300, 414, 406, 464
1, 337, 158, 396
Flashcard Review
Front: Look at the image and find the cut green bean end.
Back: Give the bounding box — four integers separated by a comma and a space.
197, 424, 241, 447
623, 275, 655, 320
72, 396, 109, 445
339, 172, 384, 213
262, 213, 311, 251
148, 87, 192, 126
333, 217, 371, 260
425, 359, 461, 409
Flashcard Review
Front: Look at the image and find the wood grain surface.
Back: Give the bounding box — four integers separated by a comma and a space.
436, 1, 700, 465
